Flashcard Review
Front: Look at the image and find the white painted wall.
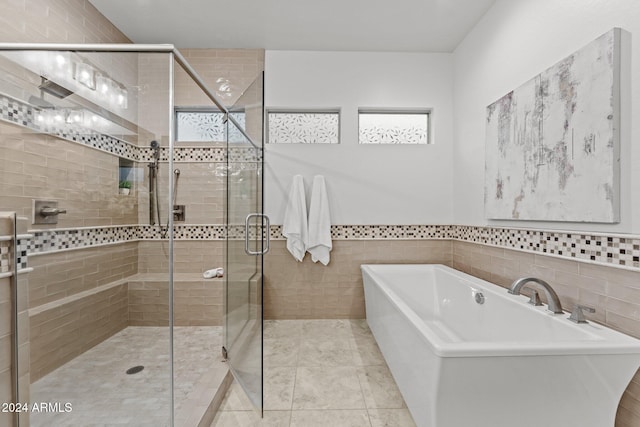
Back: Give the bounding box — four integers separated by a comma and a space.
453, 0, 640, 233
264, 51, 454, 225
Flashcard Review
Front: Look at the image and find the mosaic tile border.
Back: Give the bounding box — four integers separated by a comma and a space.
453, 226, 640, 269
332, 224, 453, 239
0, 239, 9, 275
138, 147, 261, 163
0, 93, 138, 160
27, 226, 138, 255
1, 93, 262, 163
267, 225, 454, 240
16, 235, 29, 271
0, 235, 31, 275
22, 224, 640, 270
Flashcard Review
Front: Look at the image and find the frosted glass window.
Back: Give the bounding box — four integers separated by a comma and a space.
267, 111, 340, 144
358, 110, 430, 144
175, 110, 246, 142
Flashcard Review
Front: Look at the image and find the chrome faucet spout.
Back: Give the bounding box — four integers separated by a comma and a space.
508, 277, 563, 314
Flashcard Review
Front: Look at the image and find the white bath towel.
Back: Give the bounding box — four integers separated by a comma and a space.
282, 175, 308, 261
307, 175, 332, 265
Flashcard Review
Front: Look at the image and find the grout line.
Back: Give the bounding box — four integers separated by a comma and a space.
349, 323, 374, 427
287, 328, 299, 427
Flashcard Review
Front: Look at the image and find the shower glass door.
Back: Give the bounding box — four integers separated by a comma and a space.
224, 72, 265, 412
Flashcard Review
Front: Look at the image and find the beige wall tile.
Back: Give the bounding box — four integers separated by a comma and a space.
0, 335, 11, 374
28, 242, 138, 309
137, 241, 223, 274
452, 241, 640, 427
617, 405, 640, 427
129, 277, 223, 326
0, 125, 139, 228
30, 283, 128, 381
0, 369, 14, 426
580, 263, 640, 288
0, 0, 130, 43
264, 239, 452, 320
174, 49, 264, 108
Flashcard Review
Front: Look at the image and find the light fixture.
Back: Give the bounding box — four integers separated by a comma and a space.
74, 62, 96, 90
55, 54, 66, 67
50, 52, 71, 79
96, 74, 127, 109
96, 74, 111, 96
33, 53, 130, 117
70, 54, 130, 110
115, 85, 128, 109
65, 109, 84, 124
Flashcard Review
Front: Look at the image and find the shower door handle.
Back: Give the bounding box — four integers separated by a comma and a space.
244, 213, 270, 255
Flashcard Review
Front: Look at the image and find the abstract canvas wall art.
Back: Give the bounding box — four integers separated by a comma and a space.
485, 28, 620, 222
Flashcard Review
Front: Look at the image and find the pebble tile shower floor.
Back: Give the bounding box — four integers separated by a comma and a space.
211, 319, 417, 427
30, 326, 223, 427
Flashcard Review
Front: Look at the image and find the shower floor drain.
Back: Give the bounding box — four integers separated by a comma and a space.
126, 365, 144, 375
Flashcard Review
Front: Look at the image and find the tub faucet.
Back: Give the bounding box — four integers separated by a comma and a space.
508, 277, 564, 314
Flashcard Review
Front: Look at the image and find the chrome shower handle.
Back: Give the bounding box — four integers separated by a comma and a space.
244, 213, 270, 256
40, 206, 67, 216
568, 304, 596, 324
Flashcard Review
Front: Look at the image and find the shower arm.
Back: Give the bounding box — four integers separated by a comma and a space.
0, 43, 259, 150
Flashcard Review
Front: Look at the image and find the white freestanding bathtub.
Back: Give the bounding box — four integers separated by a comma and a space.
361, 264, 640, 427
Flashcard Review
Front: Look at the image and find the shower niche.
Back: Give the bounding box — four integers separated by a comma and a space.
118, 157, 135, 195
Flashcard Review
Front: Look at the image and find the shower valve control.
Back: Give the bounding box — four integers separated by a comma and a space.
40, 207, 67, 216
33, 200, 67, 224
173, 205, 186, 222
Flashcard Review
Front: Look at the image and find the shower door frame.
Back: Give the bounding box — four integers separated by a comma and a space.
0, 42, 262, 427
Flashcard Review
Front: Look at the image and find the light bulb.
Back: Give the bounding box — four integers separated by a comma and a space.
74, 62, 96, 90
96, 75, 111, 98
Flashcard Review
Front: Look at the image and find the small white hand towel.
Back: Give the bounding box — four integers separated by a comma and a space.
307, 175, 332, 265
282, 175, 308, 261
203, 268, 224, 279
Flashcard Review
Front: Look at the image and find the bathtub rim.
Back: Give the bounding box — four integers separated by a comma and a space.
361, 263, 640, 358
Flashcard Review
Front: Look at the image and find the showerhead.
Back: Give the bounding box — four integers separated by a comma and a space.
38, 77, 73, 99
29, 77, 73, 110
150, 140, 160, 161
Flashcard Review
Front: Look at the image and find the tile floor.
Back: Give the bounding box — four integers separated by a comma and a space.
30, 326, 223, 427
211, 319, 417, 427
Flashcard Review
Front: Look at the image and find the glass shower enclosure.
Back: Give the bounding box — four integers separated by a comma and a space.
224, 73, 266, 411
0, 43, 265, 426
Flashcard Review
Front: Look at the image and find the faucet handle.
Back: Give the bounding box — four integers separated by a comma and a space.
528, 290, 543, 306
40, 207, 67, 216
568, 304, 596, 324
